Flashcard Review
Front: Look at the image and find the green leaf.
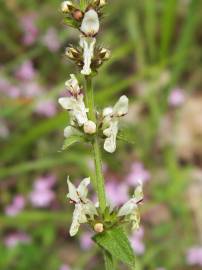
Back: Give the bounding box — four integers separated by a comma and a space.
62, 135, 85, 150
63, 17, 80, 29
103, 251, 115, 270
93, 227, 135, 268
117, 131, 135, 145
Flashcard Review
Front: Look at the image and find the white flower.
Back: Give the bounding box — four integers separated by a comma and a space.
58, 93, 88, 126
80, 9, 99, 36
65, 74, 80, 95
118, 184, 143, 217
80, 36, 96, 75
102, 95, 129, 153
67, 177, 98, 236
61, 1, 73, 13
103, 120, 118, 153
84, 120, 96, 134
63, 126, 81, 138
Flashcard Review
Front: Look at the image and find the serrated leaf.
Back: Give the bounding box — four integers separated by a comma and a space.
62, 135, 85, 150
93, 227, 135, 268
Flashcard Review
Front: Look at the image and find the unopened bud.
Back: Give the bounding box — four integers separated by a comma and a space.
92, 0, 107, 7
94, 223, 104, 233
100, 48, 111, 60
73, 10, 83, 21
61, 1, 73, 13
65, 47, 80, 59
99, 0, 107, 7
84, 120, 96, 134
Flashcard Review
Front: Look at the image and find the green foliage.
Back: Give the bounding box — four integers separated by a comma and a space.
62, 134, 86, 150
93, 227, 135, 269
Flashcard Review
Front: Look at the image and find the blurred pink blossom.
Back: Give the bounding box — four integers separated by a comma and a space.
34, 175, 56, 190
42, 28, 60, 52
22, 81, 42, 98
106, 180, 129, 206
35, 99, 57, 117
20, 13, 38, 46
80, 231, 93, 250
126, 162, 150, 186
15, 60, 36, 81
4, 232, 31, 248
186, 246, 202, 266
29, 175, 56, 208
5, 195, 25, 216
130, 227, 145, 255
156, 268, 166, 270
59, 265, 70, 270
7, 85, 21, 98
168, 88, 185, 107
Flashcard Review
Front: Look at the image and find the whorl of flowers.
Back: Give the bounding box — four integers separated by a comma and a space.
59, 0, 143, 242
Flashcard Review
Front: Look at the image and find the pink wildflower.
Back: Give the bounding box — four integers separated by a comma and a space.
126, 162, 150, 186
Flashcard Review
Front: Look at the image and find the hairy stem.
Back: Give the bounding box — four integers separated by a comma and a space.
85, 76, 107, 213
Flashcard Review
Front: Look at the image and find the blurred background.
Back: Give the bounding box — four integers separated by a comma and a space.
0, 0, 202, 269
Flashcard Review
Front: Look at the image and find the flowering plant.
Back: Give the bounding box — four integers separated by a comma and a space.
58, 1, 143, 268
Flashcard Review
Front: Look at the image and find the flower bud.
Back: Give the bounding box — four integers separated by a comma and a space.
100, 48, 111, 60
61, 1, 73, 13
94, 223, 104, 233
80, 9, 100, 36
99, 0, 107, 7
92, 0, 107, 7
84, 120, 96, 134
65, 47, 80, 59
73, 10, 83, 21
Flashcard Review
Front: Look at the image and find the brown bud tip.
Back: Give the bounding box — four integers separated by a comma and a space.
94, 223, 104, 233
73, 10, 83, 21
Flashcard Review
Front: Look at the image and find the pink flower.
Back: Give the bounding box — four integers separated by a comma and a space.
5, 195, 25, 216
15, 60, 36, 81
106, 179, 129, 206
35, 100, 57, 117
20, 13, 38, 46
186, 246, 202, 266
80, 232, 93, 250
126, 162, 150, 186
42, 28, 60, 52
7, 85, 21, 98
22, 81, 42, 98
4, 232, 31, 248
29, 175, 56, 208
130, 227, 145, 255
59, 265, 71, 270
34, 175, 56, 190
168, 88, 185, 107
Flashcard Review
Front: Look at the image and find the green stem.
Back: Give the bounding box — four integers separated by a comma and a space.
85, 76, 107, 213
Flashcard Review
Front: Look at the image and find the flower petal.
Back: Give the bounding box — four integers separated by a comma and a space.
77, 177, 90, 201
66, 178, 79, 202
103, 121, 118, 153
113, 95, 129, 117
80, 36, 96, 75
117, 198, 137, 217
80, 9, 99, 36
69, 204, 87, 236
65, 74, 80, 95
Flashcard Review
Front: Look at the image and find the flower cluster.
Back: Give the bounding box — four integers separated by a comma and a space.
67, 178, 143, 236
59, 0, 143, 243
58, 74, 129, 152
61, 0, 110, 75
